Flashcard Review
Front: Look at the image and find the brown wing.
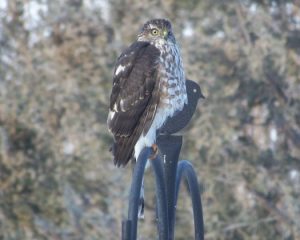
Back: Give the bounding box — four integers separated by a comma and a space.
107, 41, 160, 167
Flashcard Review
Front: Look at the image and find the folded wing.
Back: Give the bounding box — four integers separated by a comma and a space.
107, 41, 161, 166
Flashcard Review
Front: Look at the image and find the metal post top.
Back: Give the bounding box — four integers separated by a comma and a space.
123, 141, 204, 240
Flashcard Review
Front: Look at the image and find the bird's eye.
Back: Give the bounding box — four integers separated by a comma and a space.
151, 29, 159, 35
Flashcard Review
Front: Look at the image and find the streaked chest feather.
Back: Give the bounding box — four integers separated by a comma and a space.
154, 41, 187, 116
134, 40, 188, 159
140, 40, 188, 139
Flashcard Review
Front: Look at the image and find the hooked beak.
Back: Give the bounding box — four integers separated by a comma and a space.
162, 30, 168, 40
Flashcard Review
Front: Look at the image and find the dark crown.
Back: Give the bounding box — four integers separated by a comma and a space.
141, 19, 172, 32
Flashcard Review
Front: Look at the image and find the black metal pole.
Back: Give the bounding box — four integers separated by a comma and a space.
150, 152, 169, 240
175, 160, 204, 240
126, 147, 169, 240
127, 148, 149, 240
122, 220, 131, 240
157, 134, 182, 240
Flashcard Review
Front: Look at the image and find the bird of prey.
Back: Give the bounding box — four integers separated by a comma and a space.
107, 19, 187, 216
108, 18, 187, 165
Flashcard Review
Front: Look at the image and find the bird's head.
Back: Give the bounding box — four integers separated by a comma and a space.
137, 19, 175, 44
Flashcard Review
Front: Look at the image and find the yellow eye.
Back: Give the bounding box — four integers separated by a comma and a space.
151, 28, 159, 35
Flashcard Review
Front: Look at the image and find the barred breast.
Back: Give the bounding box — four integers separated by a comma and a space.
134, 40, 187, 161
156, 40, 187, 120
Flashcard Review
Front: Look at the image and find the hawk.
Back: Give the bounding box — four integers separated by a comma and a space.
107, 19, 187, 217
108, 18, 187, 166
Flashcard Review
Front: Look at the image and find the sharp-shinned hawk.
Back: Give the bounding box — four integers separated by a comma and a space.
107, 18, 187, 217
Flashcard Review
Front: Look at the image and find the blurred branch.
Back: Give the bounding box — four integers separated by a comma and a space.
248, 188, 294, 227
236, 2, 251, 46
223, 217, 275, 232
263, 61, 288, 104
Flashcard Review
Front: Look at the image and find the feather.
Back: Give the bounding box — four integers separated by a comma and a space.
107, 41, 161, 166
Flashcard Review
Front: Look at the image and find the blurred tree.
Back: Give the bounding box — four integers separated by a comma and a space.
0, 0, 299, 239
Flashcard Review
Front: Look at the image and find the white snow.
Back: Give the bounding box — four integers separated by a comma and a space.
249, 3, 257, 14
269, 127, 278, 142
22, 1, 49, 46
214, 31, 225, 39
0, 0, 7, 11
182, 22, 194, 38
97, 0, 110, 23
23, 1, 48, 30
286, 3, 293, 15
289, 169, 299, 182
63, 141, 75, 155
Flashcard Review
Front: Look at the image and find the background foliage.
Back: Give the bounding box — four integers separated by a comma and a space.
0, 0, 300, 239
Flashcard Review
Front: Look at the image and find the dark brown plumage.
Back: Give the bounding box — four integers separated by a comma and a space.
107, 19, 187, 168
108, 42, 160, 166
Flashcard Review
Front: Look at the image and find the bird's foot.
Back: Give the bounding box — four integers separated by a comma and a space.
149, 144, 159, 160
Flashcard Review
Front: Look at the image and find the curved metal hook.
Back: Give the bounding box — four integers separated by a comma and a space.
124, 147, 169, 240
175, 160, 204, 240
122, 146, 204, 240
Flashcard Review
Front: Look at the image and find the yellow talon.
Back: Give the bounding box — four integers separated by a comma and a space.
149, 144, 159, 160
